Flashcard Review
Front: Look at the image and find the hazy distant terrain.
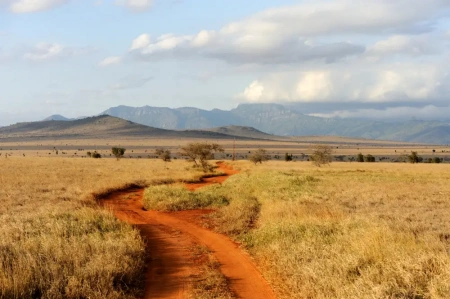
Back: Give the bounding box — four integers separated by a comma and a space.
42, 114, 73, 121
199, 125, 284, 140
100, 104, 450, 144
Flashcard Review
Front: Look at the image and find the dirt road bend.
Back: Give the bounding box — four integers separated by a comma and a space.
100, 163, 277, 299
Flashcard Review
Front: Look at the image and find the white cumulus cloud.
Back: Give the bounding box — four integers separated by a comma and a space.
366, 35, 437, 58
237, 62, 447, 103
128, 0, 450, 65
98, 56, 122, 67
23, 42, 94, 62
6, 0, 68, 13
115, 0, 153, 12
130, 33, 151, 51
24, 43, 64, 61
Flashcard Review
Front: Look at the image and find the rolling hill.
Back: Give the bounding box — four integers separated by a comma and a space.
42, 114, 72, 121
0, 115, 269, 141
200, 125, 283, 140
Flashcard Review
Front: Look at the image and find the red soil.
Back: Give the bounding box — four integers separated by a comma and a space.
185, 161, 240, 191
100, 162, 277, 299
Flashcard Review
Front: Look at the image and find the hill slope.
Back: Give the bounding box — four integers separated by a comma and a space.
0, 115, 260, 140
42, 114, 72, 121
203, 125, 284, 140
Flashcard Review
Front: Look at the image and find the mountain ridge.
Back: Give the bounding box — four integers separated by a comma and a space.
99, 104, 450, 144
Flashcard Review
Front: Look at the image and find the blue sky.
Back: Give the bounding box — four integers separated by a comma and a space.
1, 0, 450, 126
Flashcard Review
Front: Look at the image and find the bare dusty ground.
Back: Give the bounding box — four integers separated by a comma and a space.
100, 163, 277, 299
3, 137, 447, 161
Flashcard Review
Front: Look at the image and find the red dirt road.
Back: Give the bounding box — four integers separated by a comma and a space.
100, 163, 277, 299
185, 162, 240, 191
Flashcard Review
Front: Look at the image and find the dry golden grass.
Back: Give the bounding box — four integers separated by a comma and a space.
243, 162, 450, 298
188, 245, 236, 299
165, 161, 450, 299
0, 157, 203, 298
3, 152, 450, 299
143, 184, 229, 211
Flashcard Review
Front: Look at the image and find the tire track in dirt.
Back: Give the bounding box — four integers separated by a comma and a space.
100, 162, 277, 299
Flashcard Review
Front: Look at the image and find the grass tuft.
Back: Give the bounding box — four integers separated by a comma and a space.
143, 184, 229, 211
189, 247, 236, 299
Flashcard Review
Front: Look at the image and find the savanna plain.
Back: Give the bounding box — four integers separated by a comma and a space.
1, 143, 450, 299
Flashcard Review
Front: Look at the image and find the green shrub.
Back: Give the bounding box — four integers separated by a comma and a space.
433, 157, 442, 163
155, 148, 171, 162
111, 147, 126, 160
408, 151, 422, 163
364, 154, 375, 162
356, 153, 364, 162
285, 153, 293, 162
249, 149, 270, 164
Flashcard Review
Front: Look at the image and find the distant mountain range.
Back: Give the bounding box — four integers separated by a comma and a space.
99, 104, 450, 144
34, 104, 450, 144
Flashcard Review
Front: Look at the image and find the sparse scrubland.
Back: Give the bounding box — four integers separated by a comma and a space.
0, 157, 205, 299
147, 161, 450, 299
3, 155, 450, 299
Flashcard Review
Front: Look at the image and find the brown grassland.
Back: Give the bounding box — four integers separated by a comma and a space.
2, 137, 450, 160
144, 161, 450, 298
1, 149, 450, 298
0, 157, 206, 298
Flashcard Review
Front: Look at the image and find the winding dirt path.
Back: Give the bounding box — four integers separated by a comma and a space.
184, 162, 240, 191
100, 162, 277, 299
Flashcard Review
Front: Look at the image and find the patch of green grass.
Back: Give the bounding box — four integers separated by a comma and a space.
143, 184, 229, 211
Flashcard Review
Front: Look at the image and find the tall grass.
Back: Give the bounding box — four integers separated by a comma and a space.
232, 162, 450, 298
149, 161, 450, 298
0, 157, 201, 298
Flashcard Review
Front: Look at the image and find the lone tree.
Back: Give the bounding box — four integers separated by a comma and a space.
310, 144, 333, 167
111, 147, 126, 160
356, 153, 364, 162
285, 153, 293, 162
364, 154, 375, 162
155, 148, 171, 162
408, 151, 422, 164
180, 142, 224, 172
249, 148, 270, 164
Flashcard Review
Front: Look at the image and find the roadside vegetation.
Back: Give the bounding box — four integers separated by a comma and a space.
249, 148, 270, 164
180, 142, 224, 172
143, 184, 229, 211
188, 246, 236, 299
